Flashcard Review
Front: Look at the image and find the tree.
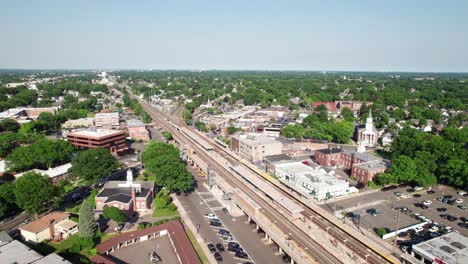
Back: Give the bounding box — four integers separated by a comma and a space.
0, 182, 17, 219
194, 121, 208, 132
389, 155, 418, 183
341, 108, 354, 122
227, 126, 239, 135
282, 124, 304, 138
0, 119, 20, 132
69, 148, 120, 184
14, 172, 58, 217
154, 190, 172, 209
102, 206, 126, 223
78, 200, 95, 238
161, 131, 173, 140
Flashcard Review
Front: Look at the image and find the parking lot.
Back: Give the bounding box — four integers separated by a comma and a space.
321, 184, 468, 252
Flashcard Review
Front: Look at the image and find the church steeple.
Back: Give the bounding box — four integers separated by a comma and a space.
365, 109, 374, 131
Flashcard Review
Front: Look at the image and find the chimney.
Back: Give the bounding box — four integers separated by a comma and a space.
49, 219, 55, 241
132, 187, 137, 211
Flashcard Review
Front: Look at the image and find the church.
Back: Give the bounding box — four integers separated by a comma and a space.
354, 110, 378, 147
95, 169, 155, 213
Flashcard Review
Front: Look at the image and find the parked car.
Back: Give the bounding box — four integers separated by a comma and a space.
415, 226, 424, 233
414, 186, 423, 191
429, 226, 439, 232
218, 229, 230, 236
207, 243, 216, 253
394, 191, 402, 197
210, 220, 222, 227
421, 204, 429, 210
228, 242, 240, 252
413, 194, 422, 198
427, 190, 435, 194
443, 226, 453, 233
148, 251, 161, 263
216, 243, 225, 252
214, 252, 223, 263
235, 251, 248, 259
222, 207, 228, 213
436, 208, 447, 212
422, 200, 432, 206
366, 208, 381, 216
455, 198, 463, 204
458, 205, 468, 210
205, 213, 218, 220
282, 255, 292, 263
222, 234, 233, 241
457, 191, 467, 196
382, 185, 397, 192
397, 231, 408, 238
460, 217, 468, 223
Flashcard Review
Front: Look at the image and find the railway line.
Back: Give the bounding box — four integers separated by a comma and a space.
137, 98, 342, 264
167, 106, 396, 264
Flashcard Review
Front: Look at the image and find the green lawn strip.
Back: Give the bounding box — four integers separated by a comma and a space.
185, 228, 209, 264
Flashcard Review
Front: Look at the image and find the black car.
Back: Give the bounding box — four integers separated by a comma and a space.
382, 185, 397, 192
413, 194, 422, 198
421, 204, 429, 210
458, 223, 468, 229
282, 255, 292, 263
210, 220, 222, 227
208, 243, 216, 253
214, 252, 223, 263
444, 195, 453, 199
216, 243, 225, 252
460, 217, 468, 223
397, 231, 408, 238
228, 242, 240, 252
427, 190, 435, 194
235, 251, 248, 259
222, 207, 228, 213
218, 229, 230, 236
437, 208, 447, 212
447, 215, 458, 222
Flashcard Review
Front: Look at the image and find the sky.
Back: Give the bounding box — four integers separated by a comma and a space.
1, 0, 468, 72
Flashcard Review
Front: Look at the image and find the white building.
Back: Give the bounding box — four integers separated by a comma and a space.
410, 232, 468, 264
355, 110, 378, 147
14, 163, 72, 184
231, 133, 283, 162
274, 161, 356, 201
94, 112, 119, 127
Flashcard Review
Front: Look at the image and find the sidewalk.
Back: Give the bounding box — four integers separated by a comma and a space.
172, 194, 217, 264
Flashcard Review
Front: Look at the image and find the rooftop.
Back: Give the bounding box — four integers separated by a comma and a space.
412, 232, 468, 264
235, 133, 281, 146
316, 148, 343, 155
353, 160, 390, 171
265, 154, 291, 163
20, 211, 69, 234
95, 112, 119, 118
126, 119, 145, 127
353, 152, 382, 162
0, 240, 44, 263
15, 163, 72, 179
276, 162, 348, 188
67, 128, 124, 138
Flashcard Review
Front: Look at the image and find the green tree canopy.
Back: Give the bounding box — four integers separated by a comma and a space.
102, 206, 126, 223
14, 172, 58, 217
78, 199, 96, 238
69, 148, 120, 184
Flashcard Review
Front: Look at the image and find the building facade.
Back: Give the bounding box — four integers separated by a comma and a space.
354, 110, 378, 147
231, 133, 283, 162
94, 112, 120, 127
66, 128, 126, 154
19, 212, 78, 244
127, 119, 150, 141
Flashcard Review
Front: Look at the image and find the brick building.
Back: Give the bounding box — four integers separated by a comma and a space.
312, 102, 337, 112
66, 128, 126, 154
95, 169, 155, 213
127, 119, 150, 141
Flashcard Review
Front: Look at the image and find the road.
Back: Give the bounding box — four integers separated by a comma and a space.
133, 94, 343, 264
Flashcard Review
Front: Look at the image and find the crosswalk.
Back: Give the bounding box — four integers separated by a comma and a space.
204, 197, 218, 202
211, 207, 225, 211
196, 191, 212, 195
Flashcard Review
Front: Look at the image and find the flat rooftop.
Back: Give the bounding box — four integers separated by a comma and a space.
95, 112, 119, 118
412, 232, 468, 264
68, 128, 124, 138
276, 162, 348, 188
236, 134, 280, 146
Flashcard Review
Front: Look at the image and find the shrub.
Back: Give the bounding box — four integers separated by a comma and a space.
375, 227, 388, 237
138, 223, 147, 230
102, 206, 126, 223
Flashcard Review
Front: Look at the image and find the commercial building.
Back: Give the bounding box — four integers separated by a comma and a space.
95, 169, 155, 213
0, 107, 59, 123
14, 163, 72, 184
94, 112, 120, 127
19, 211, 78, 244
314, 144, 390, 183
410, 232, 467, 264
274, 161, 356, 201
127, 119, 150, 141
66, 128, 126, 154
231, 133, 283, 162
61, 117, 95, 128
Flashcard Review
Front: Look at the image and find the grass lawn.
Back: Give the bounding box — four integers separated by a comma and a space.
65, 203, 81, 214
152, 208, 179, 218
63, 183, 76, 193
186, 228, 209, 264
135, 174, 157, 182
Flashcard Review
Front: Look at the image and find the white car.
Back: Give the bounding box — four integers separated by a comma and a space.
422, 200, 432, 206
429, 226, 439, 232
415, 226, 424, 232
455, 198, 463, 204
457, 191, 467, 196
205, 213, 218, 220
414, 186, 423, 191
444, 226, 453, 233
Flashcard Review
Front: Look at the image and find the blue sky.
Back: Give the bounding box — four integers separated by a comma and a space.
1, 0, 467, 71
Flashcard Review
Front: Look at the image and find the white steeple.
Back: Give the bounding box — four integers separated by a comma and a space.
126, 169, 134, 184
365, 109, 374, 132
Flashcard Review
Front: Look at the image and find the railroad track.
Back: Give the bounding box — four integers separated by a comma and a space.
168, 105, 395, 264
136, 98, 342, 264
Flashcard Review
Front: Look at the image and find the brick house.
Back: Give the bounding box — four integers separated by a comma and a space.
127, 119, 150, 141
312, 102, 337, 112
